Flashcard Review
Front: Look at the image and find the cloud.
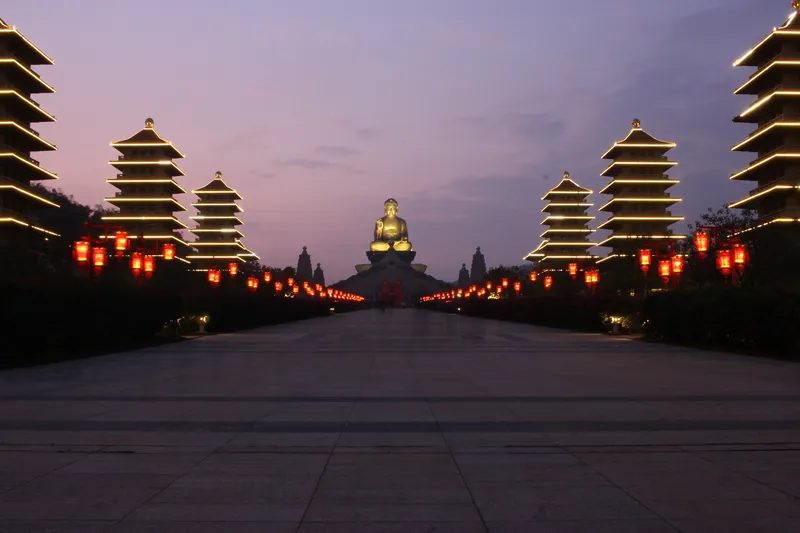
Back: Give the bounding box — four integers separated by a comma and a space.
445, 112, 566, 143
315, 145, 362, 157
355, 128, 381, 141
215, 129, 270, 153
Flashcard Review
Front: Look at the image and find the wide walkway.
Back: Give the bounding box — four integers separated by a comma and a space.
0, 309, 799, 532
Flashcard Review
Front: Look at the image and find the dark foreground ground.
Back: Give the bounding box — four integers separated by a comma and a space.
0, 309, 799, 532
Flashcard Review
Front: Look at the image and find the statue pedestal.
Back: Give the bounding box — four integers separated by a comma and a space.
366, 250, 416, 265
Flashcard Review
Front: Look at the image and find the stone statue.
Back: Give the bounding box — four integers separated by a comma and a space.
370, 198, 412, 252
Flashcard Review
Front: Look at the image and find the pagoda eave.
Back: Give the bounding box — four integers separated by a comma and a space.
0, 122, 56, 152
598, 198, 682, 212
100, 215, 188, 230
733, 25, 800, 68
104, 197, 187, 211
597, 217, 683, 230
0, 152, 58, 180
600, 143, 676, 161
601, 161, 677, 177
109, 160, 186, 176
597, 234, 685, 247
110, 142, 185, 159
0, 216, 57, 236
106, 178, 186, 194
731, 122, 800, 152
0, 59, 54, 93
729, 185, 800, 209
0, 183, 59, 207
730, 153, 800, 181
0, 28, 54, 65
0, 90, 56, 122
599, 180, 678, 195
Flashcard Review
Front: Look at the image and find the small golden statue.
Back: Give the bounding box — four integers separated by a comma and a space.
370, 198, 412, 252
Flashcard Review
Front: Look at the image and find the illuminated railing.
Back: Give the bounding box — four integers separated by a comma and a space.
749, 145, 786, 166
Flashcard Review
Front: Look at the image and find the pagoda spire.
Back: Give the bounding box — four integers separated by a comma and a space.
297, 247, 313, 282
469, 247, 487, 283
525, 171, 597, 268
596, 120, 683, 265
0, 18, 59, 243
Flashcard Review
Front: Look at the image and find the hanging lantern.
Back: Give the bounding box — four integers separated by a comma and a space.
114, 231, 129, 255
143, 255, 155, 278
292, 285, 300, 294
671, 255, 683, 276
568, 263, 578, 280
695, 231, 710, 258
263, 271, 272, 283
716, 249, 732, 278
658, 260, 671, 286
208, 269, 218, 286
513, 281, 521, 293
639, 249, 652, 274
497, 286, 503, 294
130, 252, 143, 274
287, 277, 295, 287
91, 247, 106, 268
543, 275, 553, 292
590, 270, 599, 285
584, 270, 592, 286
74, 241, 90, 263
275, 281, 283, 293
327, 288, 333, 297
502, 278, 509, 288
529, 271, 537, 282
162, 243, 175, 260
228, 262, 238, 277
486, 282, 492, 290
247, 276, 259, 292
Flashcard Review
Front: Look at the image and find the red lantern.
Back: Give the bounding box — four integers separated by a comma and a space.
275, 281, 283, 293
502, 278, 509, 288
695, 231, 710, 256
529, 271, 537, 282
327, 288, 333, 297
568, 263, 578, 280
514, 281, 521, 293
288, 277, 295, 287
733, 243, 748, 275
264, 272, 272, 283
92, 247, 106, 267
591, 270, 599, 285
130, 252, 143, 274
247, 276, 258, 292
497, 286, 503, 294
114, 231, 128, 254
74, 240, 90, 263
208, 269, 220, 287
486, 282, 492, 290
292, 285, 300, 294
671, 255, 683, 276
658, 260, 671, 286
543, 275, 553, 292
229, 262, 238, 277
143, 255, 155, 278
162, 243, 175, 260
584, 270, 592, 286
716, 249, 732, 278
639, 249, 652, 274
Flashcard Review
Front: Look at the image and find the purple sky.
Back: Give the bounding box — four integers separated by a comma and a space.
4, 0, 779, 282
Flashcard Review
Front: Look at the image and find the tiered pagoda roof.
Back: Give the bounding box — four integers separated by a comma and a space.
0, 17, 59, 242
729, 2, 800, 233
103, 119, 189, 257
597, 119, 683, 264
524, 172, 597, 267
187, 171, 258, 270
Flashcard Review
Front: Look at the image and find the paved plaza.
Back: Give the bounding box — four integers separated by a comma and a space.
0, 309, 799, 532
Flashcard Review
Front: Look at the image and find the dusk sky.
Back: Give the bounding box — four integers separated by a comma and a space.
4, 0, 780, 282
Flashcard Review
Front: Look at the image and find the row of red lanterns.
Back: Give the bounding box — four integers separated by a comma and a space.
74, 231, 175, 278
207, 267, 364, 301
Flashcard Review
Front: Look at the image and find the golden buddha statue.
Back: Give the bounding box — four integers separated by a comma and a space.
370, 198, 412, 252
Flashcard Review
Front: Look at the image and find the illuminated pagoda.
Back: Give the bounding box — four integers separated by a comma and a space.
0, 17, 59, 244
103, 118, 189, 259
728, 2, 800, 231
525, 172, 597, 269
597, 119, 683, 265
187, 171, 257, 270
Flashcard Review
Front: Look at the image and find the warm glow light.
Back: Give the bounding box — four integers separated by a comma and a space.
730, 153, 800, 180
109, 159, 186, 176
228, 262, 238, 277
671, 255, 684, 275
601, 160, 677, 176
109, 141, 186, 159
0, 152, 59, 179
568, 263, 578, 278
114, 231, 128, 252
543, 276, 553, 291
529, 271, 537, 281
130, 252, 143, 272
0, 121, 56, 150
106, 178, 187, 192
143, 255, 155, 274
92, 247, 106, 267
598, 197, 681, 211
502, 278, 509, 287
288, 278, 295, 287
599, 179, 679, 195
598, 216, 683, 229
600, 142, 676, 160
247, 276, 259, 292
733, 243, 747, 265
733, 25, 800, 67
0, 28, 55, 64
716, 249, 732, 277
598, 235, 684, 246
0, 90, 56, 121
275, 281, 283, 292
74, 241, 89, 263
162, 243, 175, 260
731, 123, 800, 151
0, 184, 60, 207
695, 231, 710, 253
264, 272, 272, 283
658, 260, 671, 280
729, 185, 800, 207
639, 249, 652, 273
738, 90, 800, 119
102, 216, 188, 228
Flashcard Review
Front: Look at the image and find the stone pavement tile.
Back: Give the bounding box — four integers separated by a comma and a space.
154, 475, 319, 504
302, 501, 482, 522
430, 402, 520, 422
644, 497, 800, 520
88, 402, 195, 421
297, 523, 486, 532
58, 452, 207, 475
311, 487, 473, 504
224, 432, 338, 449
0, 430, 234, 448
325, 452, 460, 476
259, 402, 353, 422
0, 520, 113, 532
486, 520, 677, 533
348, 402, 433, 422
0, 401, 117, 420
336, 432, 446, 447
125, 502, 306, 522
0, 473, 174, 521
190, 452, 329, 477
0, 451, 87, 474
669, 517, 800, 533
110, 521, 298, 532
455, 454, 608, 485
443, 432, 557, 448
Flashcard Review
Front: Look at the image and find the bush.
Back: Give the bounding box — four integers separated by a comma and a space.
641, 288, 800, 354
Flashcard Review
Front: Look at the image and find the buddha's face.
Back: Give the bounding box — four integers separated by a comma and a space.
385, 204, 397, 217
